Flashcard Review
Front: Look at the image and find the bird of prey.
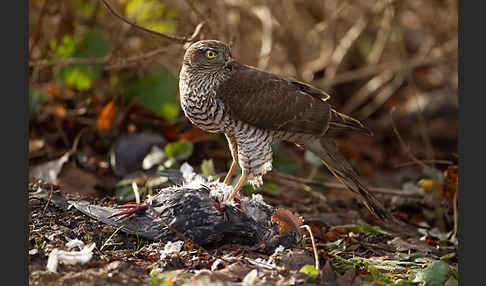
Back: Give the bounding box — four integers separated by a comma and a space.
179, 40, 393, 222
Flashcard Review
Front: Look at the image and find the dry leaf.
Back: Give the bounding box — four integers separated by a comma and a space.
271, 208, 303, 234
97, 101, 116, 131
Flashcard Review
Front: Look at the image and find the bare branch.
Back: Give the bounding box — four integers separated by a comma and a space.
29, 0, 50, 61
100, 0, 205, 43
315, 53, 454, 89
389, 108, 430, 170
323, 16, 368, 83
29, 47, 169, 69
252, 6, 273, 70
342, 70, 394, 114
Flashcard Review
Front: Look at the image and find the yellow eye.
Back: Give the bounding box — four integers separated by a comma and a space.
206, 50, 216, 59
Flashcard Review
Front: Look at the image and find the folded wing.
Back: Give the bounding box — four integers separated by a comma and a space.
215, 63, 332, 135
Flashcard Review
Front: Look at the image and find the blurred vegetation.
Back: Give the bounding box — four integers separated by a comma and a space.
29, 0, 458, 223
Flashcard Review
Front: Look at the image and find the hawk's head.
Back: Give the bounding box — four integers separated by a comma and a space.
182, 40, 233, 73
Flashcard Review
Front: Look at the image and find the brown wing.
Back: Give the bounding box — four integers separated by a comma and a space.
215, 63, 332, 135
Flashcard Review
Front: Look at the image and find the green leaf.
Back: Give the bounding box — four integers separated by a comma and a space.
164, 140, 193, 161
125, 0, 179, 34
58, 31, 110, 91
261, 183, 281, 196
368, 265, 382, 280
115, 171, 146, 202
272, 143, 302, 175
413, 261, 449, 285
75, 0, 96, 16
115, 182, 136, 202
55, 35, 78, 57
299, 265, 319, 278
29, 87, 46, 115
324, 239, 345, 251
149, 271, 177, 286
60, 64, 102, 91
201, 159, 216, 178
445, 276, 458, 286
75, 30, 110, 58
440, 252, 456, 260
123, 68, 179, 120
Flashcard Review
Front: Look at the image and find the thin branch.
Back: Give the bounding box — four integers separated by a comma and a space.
29, 47, 169, 69
105, 47, 170, 69
315, 53, 454, 88
42, 184, 54, 216
252, 6, 273, 70
393, 160, 453, 168
267, 171, 423, 198
342, 70, 394, 114
30, 55, 110, 68
357, 73, 405, 120
323, 16, 368, 83
367, 2, 393, 65
29, 0, 50, 61
100, 0, 205, 43
389, 109, 430, 170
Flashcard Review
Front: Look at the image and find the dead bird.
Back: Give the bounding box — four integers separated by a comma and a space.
70, 166, 301, 253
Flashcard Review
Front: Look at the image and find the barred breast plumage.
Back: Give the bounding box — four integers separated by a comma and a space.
179, 65, 282, 186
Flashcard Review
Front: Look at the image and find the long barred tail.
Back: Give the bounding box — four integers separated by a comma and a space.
303, 137, 395, 223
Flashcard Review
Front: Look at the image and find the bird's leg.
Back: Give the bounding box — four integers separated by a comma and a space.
227, 173, 248, 202
223, 160, 238, 185
223, 134, 239, 185
108, 202, 148, 220
108, 178, 149, 220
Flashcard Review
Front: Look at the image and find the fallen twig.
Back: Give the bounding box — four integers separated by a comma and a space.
394, 160, 453, 168
42, 184, 55, 216
301, 225, 319, 271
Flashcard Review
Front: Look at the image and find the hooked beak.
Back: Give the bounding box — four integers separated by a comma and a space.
224, 57, 233, 71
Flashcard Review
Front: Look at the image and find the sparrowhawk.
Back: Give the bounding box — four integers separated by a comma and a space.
179, 40, 393, 222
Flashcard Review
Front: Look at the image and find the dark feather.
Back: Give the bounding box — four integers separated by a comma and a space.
302, 138, 396, 223
215, 63, 332, 135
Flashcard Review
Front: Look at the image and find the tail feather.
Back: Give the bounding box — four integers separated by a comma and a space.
303, 138, 394, 223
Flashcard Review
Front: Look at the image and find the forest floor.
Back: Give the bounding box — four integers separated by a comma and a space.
28, 156, 458, 286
